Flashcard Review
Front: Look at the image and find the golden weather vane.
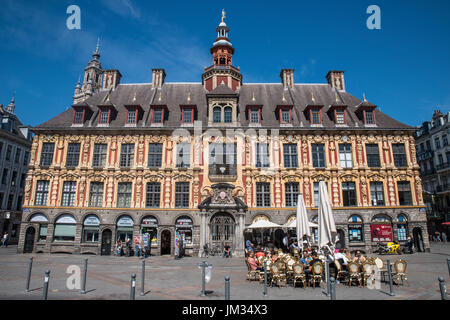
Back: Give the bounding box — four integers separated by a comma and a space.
221, 9, 226, 23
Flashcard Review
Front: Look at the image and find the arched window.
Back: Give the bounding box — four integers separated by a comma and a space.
348, 215, 364, 243
371, 214, 392, 223
371, 214, 393, 242
54, 214, 77, 242
116, 215, 134, 242
311, 216, 318, 243
224, 107, 232, 123
29, 213, 48, 242
175, 216, 193, 245
141, 216, 158, 246
213, 107, 221, 123
82, 215, 100, 243
397, 214, 408, 241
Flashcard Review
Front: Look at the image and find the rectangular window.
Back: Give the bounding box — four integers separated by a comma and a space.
1, 169, 8, 185
176, 143, 190, 168
16, 196, 22, 211
7, 194, 14, 210
89, 182, 104, 207
336, 109, 345, 124
6, 145, 12, 161
281, 109, 291, 124
146, 182, 161, 208
117, 182, 132, 208
365, 110, 374, 124
153, 108, 162, 123
256, 182, 271, 207
348, 224, 364, 242
148, 143, 163, 167
183, 108, 193, 123
61, 181, 77, 207
23, 151, 29, 166
398, 181, 412, 205
443, 135, 448, 147
342, 182, 357, 206
175, 182, 189, 208
283, 144, 298, 168
250, 108, 259, 123
10, 171, 17, 187
435, 137, 441, 149
366, 144, 380, 167
256, 143, 270, 168
209, 143, 237, 165
74, 110, 84, 124
120, 144, 135, 167
339, 144, 353, 168
0, 142, 3, 158
311, 109, 321, 124
285, 182, 299, 207
39, 224, 48, 242
127, 108, 137, 124
392, 143, 407, 168
92, 143, 107, 168
370, 181, 385, 206
35, 181, 49, 206
312, 144, 326, 168
224, 108, 233, 123
53, 224, 76, 241
99, 109, 109, 124
20, 173, 26, 189
14, 148, 21, 163
40, 143, 54, 166
66, 143, 81, 167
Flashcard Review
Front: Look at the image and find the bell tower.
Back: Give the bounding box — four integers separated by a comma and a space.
202, 9, 242, 91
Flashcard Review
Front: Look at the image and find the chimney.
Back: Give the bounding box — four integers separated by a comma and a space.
103, 69, 122, 90
280, 69, 294, 89
326, 71, 345, 91
152, 69, 166, 89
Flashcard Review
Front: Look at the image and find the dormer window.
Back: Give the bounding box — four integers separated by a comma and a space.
364, 110, 375, 124
213, 107, 221, 123
276, 106, 293, 124
151, 106, 165, 124
247, 106, 262, 124
99, 108, 110, 124
311, 108, 321, 124
224, 107, 232, 123
181, 106, 196, 124
73, 109, 84, 124
127, 108, 137, 124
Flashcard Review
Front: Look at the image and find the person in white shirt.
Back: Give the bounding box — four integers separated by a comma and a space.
334, 249, 348, 265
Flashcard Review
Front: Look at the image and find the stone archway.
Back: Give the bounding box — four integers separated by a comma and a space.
209, 212, 235, 251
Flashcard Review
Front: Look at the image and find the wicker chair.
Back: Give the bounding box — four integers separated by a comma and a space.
361, 261, 375, 287
393, 259, 409, 286
309, 262, 324, 288
245, 259, 260, 281
334, 259, 348, 283
270, 263, 287, 287
292, 263, 307, 288
347, 262, 362, 287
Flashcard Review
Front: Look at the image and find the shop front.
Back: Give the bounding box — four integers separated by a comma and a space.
141, 216, 158, 255
175, 216, 193, 255
116, 215, 134, 242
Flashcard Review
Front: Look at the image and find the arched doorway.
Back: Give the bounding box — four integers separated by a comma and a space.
101, 229, 112, 256
161, 230, 171, 255
210, 213, 235, 250
24, 227, 35, 253
413, 227, 424, 252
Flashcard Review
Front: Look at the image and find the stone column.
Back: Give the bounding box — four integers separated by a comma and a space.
234, 211, 245, 257
198, 211, 207, 257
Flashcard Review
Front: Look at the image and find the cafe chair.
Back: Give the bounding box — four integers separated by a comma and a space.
334, 259, 348, 283
292, 263, 307, 288
245, 259, 260, 281
393, 259, 409, 286
309, 262, 324, 288
347, 262, 362, 287
361, 261, 375, 287
270, 263, 287, 287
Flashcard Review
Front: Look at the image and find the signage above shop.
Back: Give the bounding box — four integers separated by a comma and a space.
84, 215, 100, 226
176, 217, 193, 227
117, 216, 134, 227
142, 217, 158, 227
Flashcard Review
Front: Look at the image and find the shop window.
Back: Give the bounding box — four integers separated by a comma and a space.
397, 214, 408, 241
348, 215, 364, 243
175, 216, 193, 246
116, 216, 134, 242
53, 214, 77, 242
82, 215, 100, 243
141, 216, 158, 246
29, 213, 48, 242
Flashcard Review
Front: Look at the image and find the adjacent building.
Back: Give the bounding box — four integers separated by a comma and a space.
0, 96, 33, 245
18, 13, 429, 256
415, 110, 450, 237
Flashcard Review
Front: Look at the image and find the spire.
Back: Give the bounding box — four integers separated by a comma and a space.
93, 38, 101, 60
7, 92, 16, 114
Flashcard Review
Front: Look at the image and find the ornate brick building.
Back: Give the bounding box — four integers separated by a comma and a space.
18, 13, 429, 255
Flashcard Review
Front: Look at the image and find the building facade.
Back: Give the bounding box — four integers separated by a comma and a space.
0, 97, 33, 245
18, 14, 429, 256
415, 110, 450, 237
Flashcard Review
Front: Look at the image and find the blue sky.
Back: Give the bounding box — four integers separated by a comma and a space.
0, 0, 449, 127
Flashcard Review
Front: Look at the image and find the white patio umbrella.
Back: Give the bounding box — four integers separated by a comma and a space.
246, 219, 281, 246
317, 180, 337, 251
296, 193, 311, 243
283, 219, 318, 229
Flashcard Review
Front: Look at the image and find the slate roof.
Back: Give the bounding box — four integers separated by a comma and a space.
36, 81, 412, 131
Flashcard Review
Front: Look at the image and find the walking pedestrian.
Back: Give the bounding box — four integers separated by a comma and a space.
134, 236, 141, 257
442, 232, 447, 242
435, 231, 441, 242
1, 233, 8, 248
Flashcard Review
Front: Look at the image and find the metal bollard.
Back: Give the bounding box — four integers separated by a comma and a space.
225, 276, 230, 300
438, 277, 448, 300
140, 259, 146, 296
130, 274, 136, 300
387, 259, 395, 296
447, 259, 450, 277
263, 260, 268, 296
80, 258, 88, 294
201, 261, 206, 297
325, 261, 331, 297
25, 257, 33, 292
330, 277, 336, 300
42, 270, 50, 300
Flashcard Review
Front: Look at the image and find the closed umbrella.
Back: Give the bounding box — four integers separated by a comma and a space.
317, 180, 337, 251
296, 193, 311, 243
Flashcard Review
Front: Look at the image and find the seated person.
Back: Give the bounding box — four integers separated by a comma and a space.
334, 249, 349, 266
289, 241, 300, 253
300, 251, 311, 265
255, 247, 266, 259
352, 250, 366, 264
223, 242, 232, 258
304, 252, 322, 282
247, 252, 263, 272
271, 250, 278, 262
